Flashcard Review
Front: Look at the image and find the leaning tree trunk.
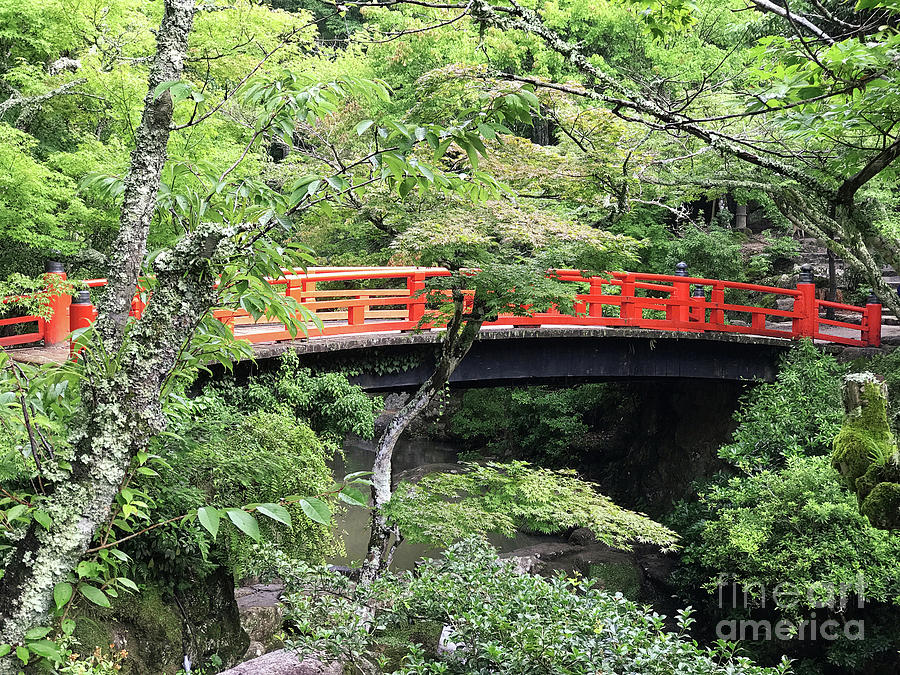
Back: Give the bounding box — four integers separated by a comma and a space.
0, 0, 197, 651
360, 294, 486, 583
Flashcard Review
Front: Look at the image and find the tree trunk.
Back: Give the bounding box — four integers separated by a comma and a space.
360, 294, 485, 583
0, 0, 197, 652
95, 0, 196, 353
0, 227, 226, 651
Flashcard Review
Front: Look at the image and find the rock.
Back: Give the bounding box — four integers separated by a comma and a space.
236, 582, 285, 659
568, 527, 598, 546
775, 297, 794, 313
438, 625, 461, 655
71, 567, 248, 674
180, 567, 250, 669
216, 649, 342, 675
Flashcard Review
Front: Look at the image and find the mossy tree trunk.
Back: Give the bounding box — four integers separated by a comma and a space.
0, 0, 200, 651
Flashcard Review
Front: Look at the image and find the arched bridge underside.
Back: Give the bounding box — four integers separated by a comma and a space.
247, 327, 795, 391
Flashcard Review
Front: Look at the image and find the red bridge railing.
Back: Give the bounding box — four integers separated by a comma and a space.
0, 262, 884, 351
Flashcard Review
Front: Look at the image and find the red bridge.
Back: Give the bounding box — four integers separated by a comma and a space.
0, 263, 884, 372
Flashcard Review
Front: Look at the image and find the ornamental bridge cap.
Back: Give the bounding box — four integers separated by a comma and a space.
73, 289, 92, 304
675, 261, 688, 276
798, 263, 814, 284
44, 261, 64, 274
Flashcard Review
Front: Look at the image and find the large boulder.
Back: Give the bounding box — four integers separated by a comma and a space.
235, 582, 285, 660
216, 650, 342, 675
72, 567, 248, 674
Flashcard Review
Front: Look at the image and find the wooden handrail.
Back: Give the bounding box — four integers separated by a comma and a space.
0, 266, 884, 351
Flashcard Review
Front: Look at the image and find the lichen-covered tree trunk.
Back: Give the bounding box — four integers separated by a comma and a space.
95, 0, 196, 352
360, 294, 486, 583
0, 0, 197, 652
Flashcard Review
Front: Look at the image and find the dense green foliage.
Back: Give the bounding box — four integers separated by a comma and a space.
4, 0, 900, 670
450, 384, 608, 463
385, 461, 678, 550
265, 538, 790, 675
718, 341, 847, 471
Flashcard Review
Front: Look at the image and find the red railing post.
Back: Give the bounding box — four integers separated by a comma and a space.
407, 272, 426, 324
710, 283, 725, 326
348, 293, 366, 326
43, 261, 71, 346
864, 291, 882, 347
620, 274, 636, 324
69, 290, 95, 331
69, 289, 95, 357
130, 281, 147, 319
588, 277, 603, 318
793, 264, 817, 339
667, 262, 690, 326
690, 285, 706, 323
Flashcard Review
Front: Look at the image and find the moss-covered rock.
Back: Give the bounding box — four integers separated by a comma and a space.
832, 372, 900, 530
71, 568, 248, 674
832, 373, 897, 488
72, 585, 183, 675
861, 482, 900, 530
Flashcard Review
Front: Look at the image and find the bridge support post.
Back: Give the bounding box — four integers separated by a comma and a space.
864, 291, 882, 347
42, 261, 71, 346
793, 264, 817, 339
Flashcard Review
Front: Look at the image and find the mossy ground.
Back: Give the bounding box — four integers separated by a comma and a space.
588, 561, 642, 600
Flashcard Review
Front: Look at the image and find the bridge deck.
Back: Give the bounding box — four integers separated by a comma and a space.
8, 319, 898, 368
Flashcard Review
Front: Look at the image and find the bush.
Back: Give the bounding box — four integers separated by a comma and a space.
212, 349, 381, 443
718, 341, 846, 471
671, 456, 900, 672
274, 539, 790, 675
450, 384, 609, 464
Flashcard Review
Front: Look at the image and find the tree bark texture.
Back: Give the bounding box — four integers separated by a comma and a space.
95, 0, 196, 353
0, 0, 198, 654
360, 294, 486, 583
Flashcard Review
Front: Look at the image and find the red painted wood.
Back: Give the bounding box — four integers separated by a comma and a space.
0, 267, 886, 352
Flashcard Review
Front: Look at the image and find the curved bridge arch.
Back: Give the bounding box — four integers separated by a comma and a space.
248, 328, 793, 391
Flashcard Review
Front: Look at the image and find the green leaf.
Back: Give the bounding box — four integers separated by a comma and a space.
226, 508, 261, 541
299, 498, 332, 525
197, 506, 221, 540
33, 510, 51, 530
338, 487, 369, 508
0, 644, 9, 658
152, 80, 179, 100
24, 627, 51, 640
26, 640, 60, 661
53, 582, 73, 610
16, 645, 28, 665
256, 503, 292, 528
116, 577, 139, 592
61, 620, 76, 636
355, 119, 375, 135
79, 584, 111, 608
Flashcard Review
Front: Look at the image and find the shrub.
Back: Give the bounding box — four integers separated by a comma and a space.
273, 539, 790, 675
718, 340, 846, 471
450, 384, 609, 464
671, 455, 900, 672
